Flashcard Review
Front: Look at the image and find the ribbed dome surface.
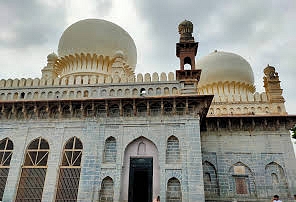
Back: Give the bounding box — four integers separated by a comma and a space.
197, 51, 254, 86
58, 19, 137, 69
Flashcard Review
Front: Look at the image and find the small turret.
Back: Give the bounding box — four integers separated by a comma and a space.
263, 65, 287, 114
176, 20, 201, 94
263, 65, 284, 103
176, 20, 199, 70
41, 53, 58, 80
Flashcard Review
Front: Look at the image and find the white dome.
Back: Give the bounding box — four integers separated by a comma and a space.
197, 51, 254, 87
58, 19, 137, 69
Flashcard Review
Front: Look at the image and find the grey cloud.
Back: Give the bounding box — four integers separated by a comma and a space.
96, 0, 113, 17
0, 0, 66, 48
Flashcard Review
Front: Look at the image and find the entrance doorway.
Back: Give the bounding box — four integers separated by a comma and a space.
128, 157, 153, 202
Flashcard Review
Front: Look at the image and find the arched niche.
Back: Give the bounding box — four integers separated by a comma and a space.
120, 136, 160, 202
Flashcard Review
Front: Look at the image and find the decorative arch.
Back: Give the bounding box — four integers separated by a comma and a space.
0, 138, 13, 200
120, 136, 159, 202
166, 135, 180, 164
16, 137, 49, 201
103, 137, 116, 163
137, 141, 146, 155
166, 177, 182, 202
265, 162, 289, 198
55, 136, 83, 202
99, 176, 114, 202
228, 162, 256, 196
203, 161, 219, 196
184, 57, 192, 69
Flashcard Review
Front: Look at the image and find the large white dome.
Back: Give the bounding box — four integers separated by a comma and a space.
197, 51, 254, 87
58, 19, 137, 69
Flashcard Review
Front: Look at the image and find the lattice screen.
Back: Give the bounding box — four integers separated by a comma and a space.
15, 137, 49, 202
0, 138, 13, 200
55, 137, 82, 202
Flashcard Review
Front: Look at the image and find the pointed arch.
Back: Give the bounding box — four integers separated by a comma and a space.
120, 136, 159, 202
0, 138, 13, 200
103, 137, 116, 163
99, 176, 114, 202
166, 135, 180, 164
55, 136, 83, 202
167, 177, 182, 202
137, 141, 146, 155
203, 161, 219, 196
15, 137, 49, 201
265, 162, 288, 198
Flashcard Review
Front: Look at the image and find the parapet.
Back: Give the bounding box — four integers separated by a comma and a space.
0, 72, 176, 88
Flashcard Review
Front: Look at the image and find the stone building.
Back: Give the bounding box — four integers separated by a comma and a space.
0, 19, 295, 202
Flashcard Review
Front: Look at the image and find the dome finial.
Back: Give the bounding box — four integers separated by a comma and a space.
178, 20, 195, 43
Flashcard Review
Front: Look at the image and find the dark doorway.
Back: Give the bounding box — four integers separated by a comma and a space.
128, 157, 153, 202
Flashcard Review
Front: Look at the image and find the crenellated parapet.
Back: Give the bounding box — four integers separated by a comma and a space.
0, 72, 176, 89
207, 90, 287, 116
0, 72, 181, 102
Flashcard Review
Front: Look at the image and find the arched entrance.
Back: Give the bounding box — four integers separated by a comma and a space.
120, 137, 160, 202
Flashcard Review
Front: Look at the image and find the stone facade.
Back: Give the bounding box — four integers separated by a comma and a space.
0, 114, 206, 202
0, 19, 296, 202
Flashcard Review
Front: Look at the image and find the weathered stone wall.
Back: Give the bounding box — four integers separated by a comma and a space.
201, 130, 296, 201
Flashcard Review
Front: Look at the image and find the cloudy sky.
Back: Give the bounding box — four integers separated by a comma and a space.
0, 0, 296, 116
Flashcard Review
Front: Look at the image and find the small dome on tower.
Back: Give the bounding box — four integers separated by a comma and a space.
178, 20, 193, 33
178, 20, 194, 43
47, 52, 57, 61
114, 50, 125, 59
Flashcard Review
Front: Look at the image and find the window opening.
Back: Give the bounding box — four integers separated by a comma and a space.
55, 137, 82, 202
0, 138, 13, 200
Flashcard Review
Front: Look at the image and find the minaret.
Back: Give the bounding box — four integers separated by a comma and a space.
263, 65, 287, 114
176, 20, 199, 70
176, 20, 201, 94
